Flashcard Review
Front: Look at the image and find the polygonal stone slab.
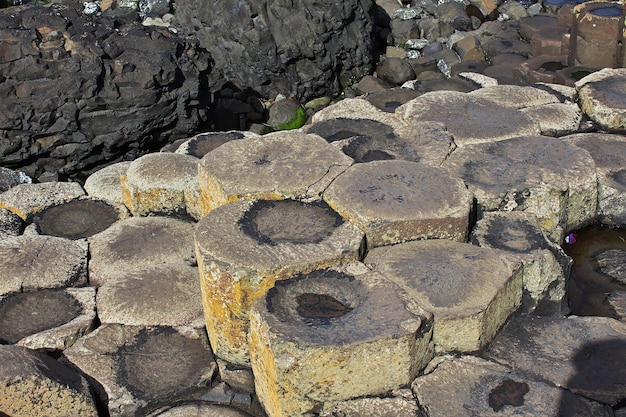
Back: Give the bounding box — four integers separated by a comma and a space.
174, 130, 258, 158
520, 102, 582, 136
443, 135, 597, 242
396, 90, 540, 146
309, 97, 408, 131
0, 235, 88, 295
0, 181, 85, 220
468, 85, 560, 109
194, 199, 365, 366
249, 264, 433, 417
319, 396, 422, 417
0, 287, 96, 351
63, 324, 216, 417
471, 212, 569, 315
88, 216, 196, 287
97, 263, 203, 326
147, 402, 254, 417
0, 345, 98, 417
83, 161, 132, 209
198, 131, 354, 214
484, 315, 626, 406
576, 68, 626, 132
563, 133, 626, 225
121, 152, 202, 220
412, 355, 610, 417
365, 239, 522, 354
32, 198, 122, 240
323, 160, 473, 248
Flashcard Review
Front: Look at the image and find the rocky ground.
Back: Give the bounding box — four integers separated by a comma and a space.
1, 0, 626, 416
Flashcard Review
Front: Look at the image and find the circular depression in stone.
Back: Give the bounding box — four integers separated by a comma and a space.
185, 131, 244, 158
34, 199, 119, 239
341, 134, 421, 164
305, 118, 396, 143
239, 200, 344, 246
0, 290, 82, 344
262, 268, 416, 345
484, 217, 549, 253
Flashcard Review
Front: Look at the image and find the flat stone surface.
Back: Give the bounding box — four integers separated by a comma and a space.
319, 396, 422, 417
83, 161, 132, 208
195, 198, 365, 366
413, 355, 610, 416
121, 152, 202, 219
563, 132, 626, 225
0, 181, 85, 220
0, 235, 88, 295
443, 135, 597, 242
0, 287, 96, 351
471, 212, 568, 314
484, 315, 626, 406
468, 84, 560, 108
33, 198, 121, 240
175, 130, 256, 158
594, 249, 626, 285
323, 160, 472, 247
576, 68, 626, 132
396, 90, 540, 146
148, 402, 254, 416
96, 263, 203, 326
63, 324, 216, 417
249, 264, 433, 416
365, 239, 522, 353
198, 131, 353, 213
0, 345, 98, 417
520, 102, 582, 136
88, 216, 196, 286
309, 97, 407, 131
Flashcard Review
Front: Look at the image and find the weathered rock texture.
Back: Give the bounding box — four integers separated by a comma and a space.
173, 0, 378, 101
0, 3, 217, 182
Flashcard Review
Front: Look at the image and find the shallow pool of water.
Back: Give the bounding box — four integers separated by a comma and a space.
563, 224, 626, 318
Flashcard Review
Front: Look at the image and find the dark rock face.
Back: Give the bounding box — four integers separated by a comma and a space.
173, 0, 379, 102
0, 4, 219, 182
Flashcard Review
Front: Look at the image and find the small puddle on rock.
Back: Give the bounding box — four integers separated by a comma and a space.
488, 379, 529, 412
562, 224, 626, 317
296, 293, 352, 325
34, 199, 119, 239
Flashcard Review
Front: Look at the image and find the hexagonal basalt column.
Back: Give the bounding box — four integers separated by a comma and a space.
194, 199, 365, 366
121, 153, 202, 220
471, 212, 569, 315
197, 131, 353, 214
443, 135, 597, 242
366, 239, 523, 354
249, 265, 434, 417
323, 160, 473, 248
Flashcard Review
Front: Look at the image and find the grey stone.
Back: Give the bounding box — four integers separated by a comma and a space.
484, 315, 626, 406
83, 161, 132, 209
1, 287, 96, 351
267, 98, 305, 130
413, 355, 610, 417
563, 133, 626, 226
319, 396, 422, 417
471, 212, 569, 314
0, 181, 85, 221
443, 135, 597, 242
0, 166, 31, 192
175, 131, 257, 159
595, 249, 626, 285
96, 263, 203, 326
173, 0, 376, 101
148, 402, 253, 417
376, 57, 416, 85
323, 160, 473, 247
396, 90, 540, 146
88, 216, 196, 286
0, 207, 22, 237
0, 345, 98, 417
520, 102, 582, 136
366, 239, 522, 354
64, 324, 216, 417
0, 235, 88, 295
576, 68, 626, 132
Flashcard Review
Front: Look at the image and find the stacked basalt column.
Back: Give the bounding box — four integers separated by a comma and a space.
569, 1, 626, 69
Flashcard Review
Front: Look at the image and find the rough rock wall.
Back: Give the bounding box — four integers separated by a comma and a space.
0, 4, 218, 182
174, 0, 378, 101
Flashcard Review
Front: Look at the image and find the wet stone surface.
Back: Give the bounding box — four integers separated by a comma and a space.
0, 289, 82, 344
304, 117, 396, 143
33, 199, 120, 240
240, 200, 343, 246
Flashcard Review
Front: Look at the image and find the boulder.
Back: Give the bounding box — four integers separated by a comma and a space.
172, 0, 378, 101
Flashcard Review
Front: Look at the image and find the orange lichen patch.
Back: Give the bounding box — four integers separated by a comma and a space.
121, 176, 186, 217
